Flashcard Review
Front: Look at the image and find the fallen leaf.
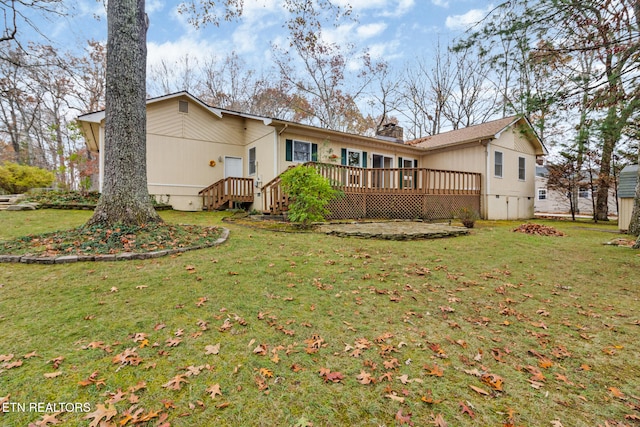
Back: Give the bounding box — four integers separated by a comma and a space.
44, 371, 63, 379
356, 370, 374, 385
538, 357, 553, 369
165, 337, 181, 347
162, 374, 188, 390
83, 403, 117, 427
205, 343, 221, 355
432, 413, 448, 427
32, 412, 64, 425
481, 373, 504, 391
3, 360, 22, 369
424, 364, 444, 377
421, 389, 443, 404
385, 393, 405, 403
460, 401, 475, 418
259, 367, 273, 378
206, 383, 222, 399
470, 385, 490, 396
395, 409, 414, 425
608, 387, 626, 399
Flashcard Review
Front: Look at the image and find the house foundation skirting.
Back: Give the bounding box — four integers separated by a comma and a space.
326, 194, 480, 220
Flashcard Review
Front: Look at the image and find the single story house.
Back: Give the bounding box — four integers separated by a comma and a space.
77, 91, 547, 220
618, 164, 638, 231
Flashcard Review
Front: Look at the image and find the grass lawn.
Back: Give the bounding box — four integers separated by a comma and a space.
0, 210, 639, 426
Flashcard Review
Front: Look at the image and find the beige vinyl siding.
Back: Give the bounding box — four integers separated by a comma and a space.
144, 98, 247, 210
147, 98, 245, 145
487, 127, 536, 219
420, 144, 485, 174
244, 121, 276, 209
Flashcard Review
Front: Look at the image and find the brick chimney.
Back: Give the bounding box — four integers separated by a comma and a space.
376, 123, 404, 143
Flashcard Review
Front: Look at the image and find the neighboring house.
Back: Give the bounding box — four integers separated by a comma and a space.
618, 164, 638, 231
534, 165, 618, 217
77, 92, 547, 220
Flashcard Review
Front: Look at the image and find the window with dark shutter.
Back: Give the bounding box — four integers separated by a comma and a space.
518, 157, 525, 180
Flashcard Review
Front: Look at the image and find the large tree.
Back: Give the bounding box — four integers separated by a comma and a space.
459, 0, 640, 222
87, 0, 161, 226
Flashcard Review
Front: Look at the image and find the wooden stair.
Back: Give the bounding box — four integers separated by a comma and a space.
199, 178, 254, 211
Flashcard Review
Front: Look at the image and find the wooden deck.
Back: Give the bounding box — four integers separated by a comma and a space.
262, 163, 481, 220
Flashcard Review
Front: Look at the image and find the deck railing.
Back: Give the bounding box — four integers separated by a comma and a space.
199, 177, 254, 211
312, 163, 481, 195
262, 162, 481, 214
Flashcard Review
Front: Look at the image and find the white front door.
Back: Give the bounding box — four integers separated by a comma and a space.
224, 156, 243, 178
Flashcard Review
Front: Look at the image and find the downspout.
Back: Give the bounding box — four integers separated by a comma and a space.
484, 140, 491, 220
273, 128, 279, 183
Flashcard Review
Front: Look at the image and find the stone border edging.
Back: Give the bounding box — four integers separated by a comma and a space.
0, 227, 229, 264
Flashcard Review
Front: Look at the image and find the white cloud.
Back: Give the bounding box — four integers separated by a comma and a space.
445, 4, 493, 31
332, 0, 390, 10
431, 0, 449, 8
321, 21, 386, 46
379, 0, 415, 17
146, 0, 165, 14
321, 23, 358, 45
357, 22, 388, 39
367, 40, 403, 61
147, 37, 220, 71
240, 0, 281, 20
331, 0, 414, 17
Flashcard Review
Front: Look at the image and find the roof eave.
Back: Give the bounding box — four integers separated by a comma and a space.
267, 118, 423, 153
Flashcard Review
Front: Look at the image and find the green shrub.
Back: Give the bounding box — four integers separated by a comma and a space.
279, 165, 341, 227
456, 206, 480, 228
0, 162, 55, 194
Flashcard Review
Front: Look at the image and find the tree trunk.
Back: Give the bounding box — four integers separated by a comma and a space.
595, 107, 619, 222
87, 0, 161, 227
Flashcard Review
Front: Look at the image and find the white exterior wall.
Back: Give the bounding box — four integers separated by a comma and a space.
535, 176, 618, 217
618, 198, 633, 231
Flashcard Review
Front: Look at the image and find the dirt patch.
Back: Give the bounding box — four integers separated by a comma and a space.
316, 221, 469, 240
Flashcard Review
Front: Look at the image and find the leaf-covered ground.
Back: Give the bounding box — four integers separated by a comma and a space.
0, 210, 639, 427
0, 222, 222, 256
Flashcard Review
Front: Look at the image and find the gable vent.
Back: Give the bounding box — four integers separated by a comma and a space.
179, 100, 189, 113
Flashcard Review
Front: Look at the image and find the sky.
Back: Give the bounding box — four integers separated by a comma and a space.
22, 0, 496, 82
